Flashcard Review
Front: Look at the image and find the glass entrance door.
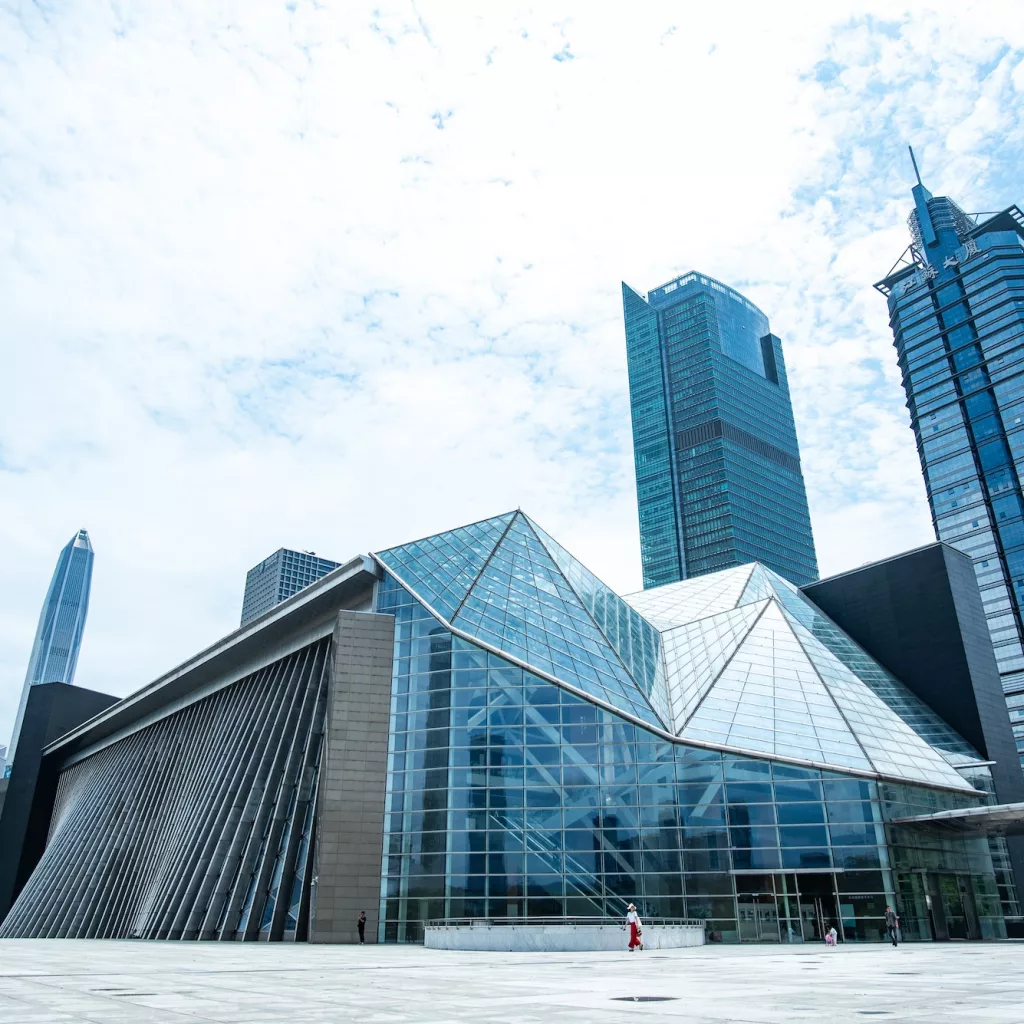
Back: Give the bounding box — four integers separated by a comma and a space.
794, 872, 839, 942
937, 874, 969, 940
735, 872, 841, 942
776, 873, 803, 942
736, 874, 781, 942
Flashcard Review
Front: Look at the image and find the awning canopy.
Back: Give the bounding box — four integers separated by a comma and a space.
892, 802, 1024, 838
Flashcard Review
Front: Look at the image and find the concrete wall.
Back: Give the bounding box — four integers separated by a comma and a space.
310, 610, 395, 943
425, 923, 705, 951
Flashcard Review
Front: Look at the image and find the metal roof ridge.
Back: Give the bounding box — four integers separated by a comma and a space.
43, 553, 379, 755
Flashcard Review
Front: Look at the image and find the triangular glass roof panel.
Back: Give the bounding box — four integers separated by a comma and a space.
738, 563, 776, 606
452, 514, 663, 727
681, 601, 874, 771
761, 568, 983, 772
775, 602, 978, 791
661, 600, 767, 730
374, 512, 514, 620
647, 655, 672, 730
623, 564, 757, 629
524, 514, 666, 711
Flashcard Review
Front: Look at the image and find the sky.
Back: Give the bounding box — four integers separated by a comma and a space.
2, 1, 1024, 743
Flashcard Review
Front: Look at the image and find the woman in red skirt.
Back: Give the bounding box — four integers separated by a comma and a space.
625, 903, 644, 951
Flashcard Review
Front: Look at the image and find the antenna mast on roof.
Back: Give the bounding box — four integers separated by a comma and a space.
908, 145, 923, 187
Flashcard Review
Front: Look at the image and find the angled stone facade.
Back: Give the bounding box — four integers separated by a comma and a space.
310, 611, 394, 944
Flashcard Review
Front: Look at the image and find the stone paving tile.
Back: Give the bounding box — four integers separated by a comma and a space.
1, 940, 1023, 1023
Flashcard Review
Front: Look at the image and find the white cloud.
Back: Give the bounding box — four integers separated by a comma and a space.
2, 1, 1023, 740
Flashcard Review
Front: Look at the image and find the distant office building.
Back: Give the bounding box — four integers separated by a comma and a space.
0, 746, 7, 780
240, 548, 342, 626
623, 271, 818, 589
875, 153, 1024, 765
7, 530, 94, 763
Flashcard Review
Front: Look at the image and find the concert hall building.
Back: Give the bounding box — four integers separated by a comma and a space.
1, 511, 1021, 944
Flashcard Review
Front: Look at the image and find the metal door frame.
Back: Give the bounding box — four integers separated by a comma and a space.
733, 869, 842, 943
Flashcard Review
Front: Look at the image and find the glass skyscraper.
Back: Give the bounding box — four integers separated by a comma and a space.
623, 271, 819, 589
875, 162, 1024, 767
8, 529, 94, 762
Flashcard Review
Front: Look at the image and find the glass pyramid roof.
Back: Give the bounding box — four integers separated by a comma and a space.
523, 514, 667, 718
376, 512, 664, 727
624, 564, 757, 629
376, 513, 983, 793
626, 565, 982, 792
660, 600, 768, 726
682, 600, 874, 771
374, 512, 514, 620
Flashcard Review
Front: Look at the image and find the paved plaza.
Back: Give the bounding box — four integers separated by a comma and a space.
1, 939, 1022, 1023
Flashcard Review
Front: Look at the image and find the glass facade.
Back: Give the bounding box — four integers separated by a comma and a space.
623, 272, 818, 589
876, 190, 1024, 766
8, 529, 94, 763
623, 562, 982, 792
377, 514, 665, 728
240, 547, 342, 626
373, 512, 1013, 942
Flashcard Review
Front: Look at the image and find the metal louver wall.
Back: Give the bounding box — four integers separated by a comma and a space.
0, 638, 330, 941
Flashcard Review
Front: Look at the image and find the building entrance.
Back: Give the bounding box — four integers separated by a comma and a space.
735, 872, 840, 943
737, 883, 780, 942
924, 873, 983, 940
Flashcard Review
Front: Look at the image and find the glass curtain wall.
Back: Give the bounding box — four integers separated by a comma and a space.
378, 574, 1003, 943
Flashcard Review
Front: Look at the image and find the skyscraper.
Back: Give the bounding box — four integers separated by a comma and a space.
240, 548, 342, 626
875, 152, 1024, 765
8, 529, 94, 762
623, 270, 819, 589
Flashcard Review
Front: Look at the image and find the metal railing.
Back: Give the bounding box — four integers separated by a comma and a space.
425, 916, 706, 929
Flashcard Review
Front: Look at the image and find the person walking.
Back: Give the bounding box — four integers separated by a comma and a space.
884, 905, 899, 947
624, 903, 643, 951
357, 910, 367, 945
828, 925, 838, 947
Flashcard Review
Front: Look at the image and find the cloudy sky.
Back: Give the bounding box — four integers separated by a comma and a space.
2, 1, 1023, 742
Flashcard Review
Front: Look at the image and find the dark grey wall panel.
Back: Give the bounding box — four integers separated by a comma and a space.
802, 544, 1024, 802
310, 611, 395, 944
0, 683, 118, 923
803, 545, 987, 751
803, 543, 1024, 897
0, 640, 330, 941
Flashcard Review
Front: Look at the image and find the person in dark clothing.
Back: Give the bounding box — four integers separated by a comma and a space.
884, 905, 899, 947
357, 910, 367, 944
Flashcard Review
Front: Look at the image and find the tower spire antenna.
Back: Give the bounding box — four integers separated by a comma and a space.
908, 145, 923, 187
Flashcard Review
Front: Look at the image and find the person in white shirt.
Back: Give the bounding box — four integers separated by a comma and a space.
624, 903, 644, 951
